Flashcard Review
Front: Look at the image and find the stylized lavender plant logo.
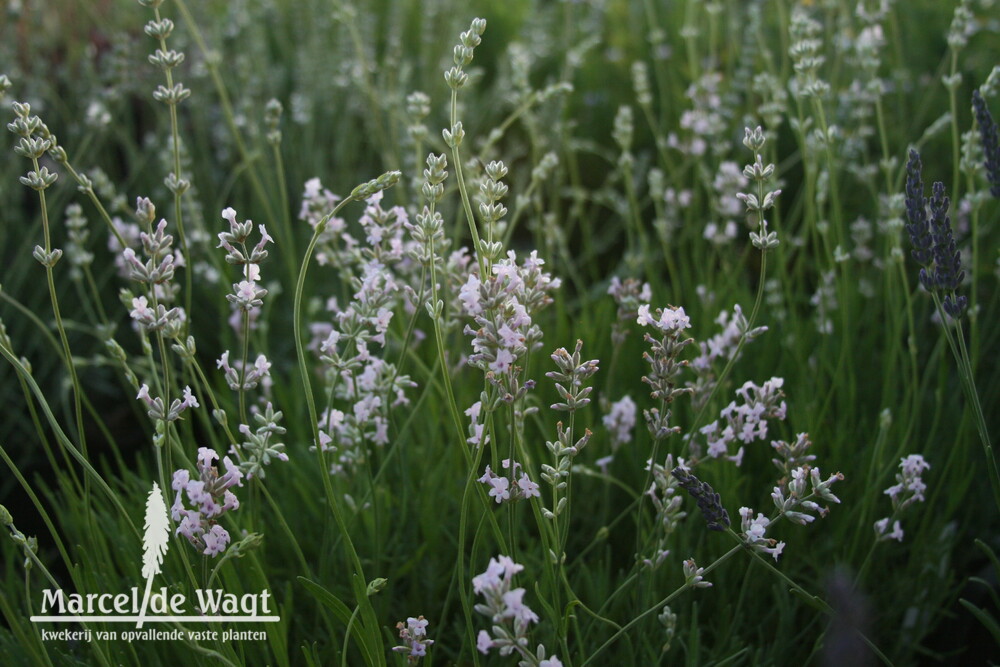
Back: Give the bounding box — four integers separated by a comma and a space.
136, 482, 170, 629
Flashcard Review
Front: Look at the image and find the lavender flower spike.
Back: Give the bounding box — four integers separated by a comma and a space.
903, 150, 967, 318
671, 467, 730, 531
972, 90, 1000, 197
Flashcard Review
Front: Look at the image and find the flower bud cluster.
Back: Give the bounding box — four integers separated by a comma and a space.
63, 203, 94, 277
770, 465, 843, 525
545, 340, 599, 412
137, 383, 199, 423
171, 447, 243, 557
613, 105, 634, 167
0, 504, 38, 571
350, 170, 401, 201
406, 91, 431, 145
682, 558, 712, 589
636, 304, 695, 440
477, 161, 509, 256
232, 402, 288, 479
540, 421, 592, 519
658, 605, 678, 653
216, 350, 271, 392
7, 101, 62, 191
264, 98, 283, 146
738, 126, 781, 250
632, 61, 653, 107
444, 18, 486, 91
641, 454, 688, 568
218, 207, 273, 312
788, 8, 830, 99
479, 459, 541, 504
141, 7, 192, 107
122, 198, 187, 335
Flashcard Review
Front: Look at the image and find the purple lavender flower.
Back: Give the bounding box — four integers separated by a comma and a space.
903, 150, 967, 318
670, 468, 730, 531
972, 90, 1000, 197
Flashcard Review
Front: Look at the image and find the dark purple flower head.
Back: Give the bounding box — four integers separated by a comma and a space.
904, 150, 933, 266
972, 90, 1000, 198
671, 467, 730, 531
902, 150, 967, 318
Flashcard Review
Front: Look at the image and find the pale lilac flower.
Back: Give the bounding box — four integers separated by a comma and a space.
739, 507, 785, 561
490, 348, 514, 373
237, 280, 260, 301
501, 588, 539, 625
181, 386, 199, 409
488, 477, 510, 503
320, 329, 342, 355
393, 615, 434, 663
874, 518, 905, 542
476, 630, 494, 654
472, 553, 543, 661
130, 296, 152, 321
459, 274, 483, 316
517, 475, 540, 499
171, 448, 242, 557
602, 395, 637, 449
884, 454, 930, 510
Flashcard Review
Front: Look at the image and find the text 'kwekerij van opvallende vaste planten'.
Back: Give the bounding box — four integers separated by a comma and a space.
0, 0, 998, 664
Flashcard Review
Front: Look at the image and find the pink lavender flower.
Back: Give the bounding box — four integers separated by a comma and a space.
637, 304, 692, 332
478, 460, 540, 504
462, 249, 561, 402
473, 554, 551, 660
393, 615, 434, 664
170, 448, 243, 557
697, 377, 787, 464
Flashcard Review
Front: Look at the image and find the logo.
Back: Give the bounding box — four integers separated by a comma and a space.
30, 482, 279, 644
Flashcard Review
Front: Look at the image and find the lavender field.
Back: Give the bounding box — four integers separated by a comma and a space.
0, 0, 998, 665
